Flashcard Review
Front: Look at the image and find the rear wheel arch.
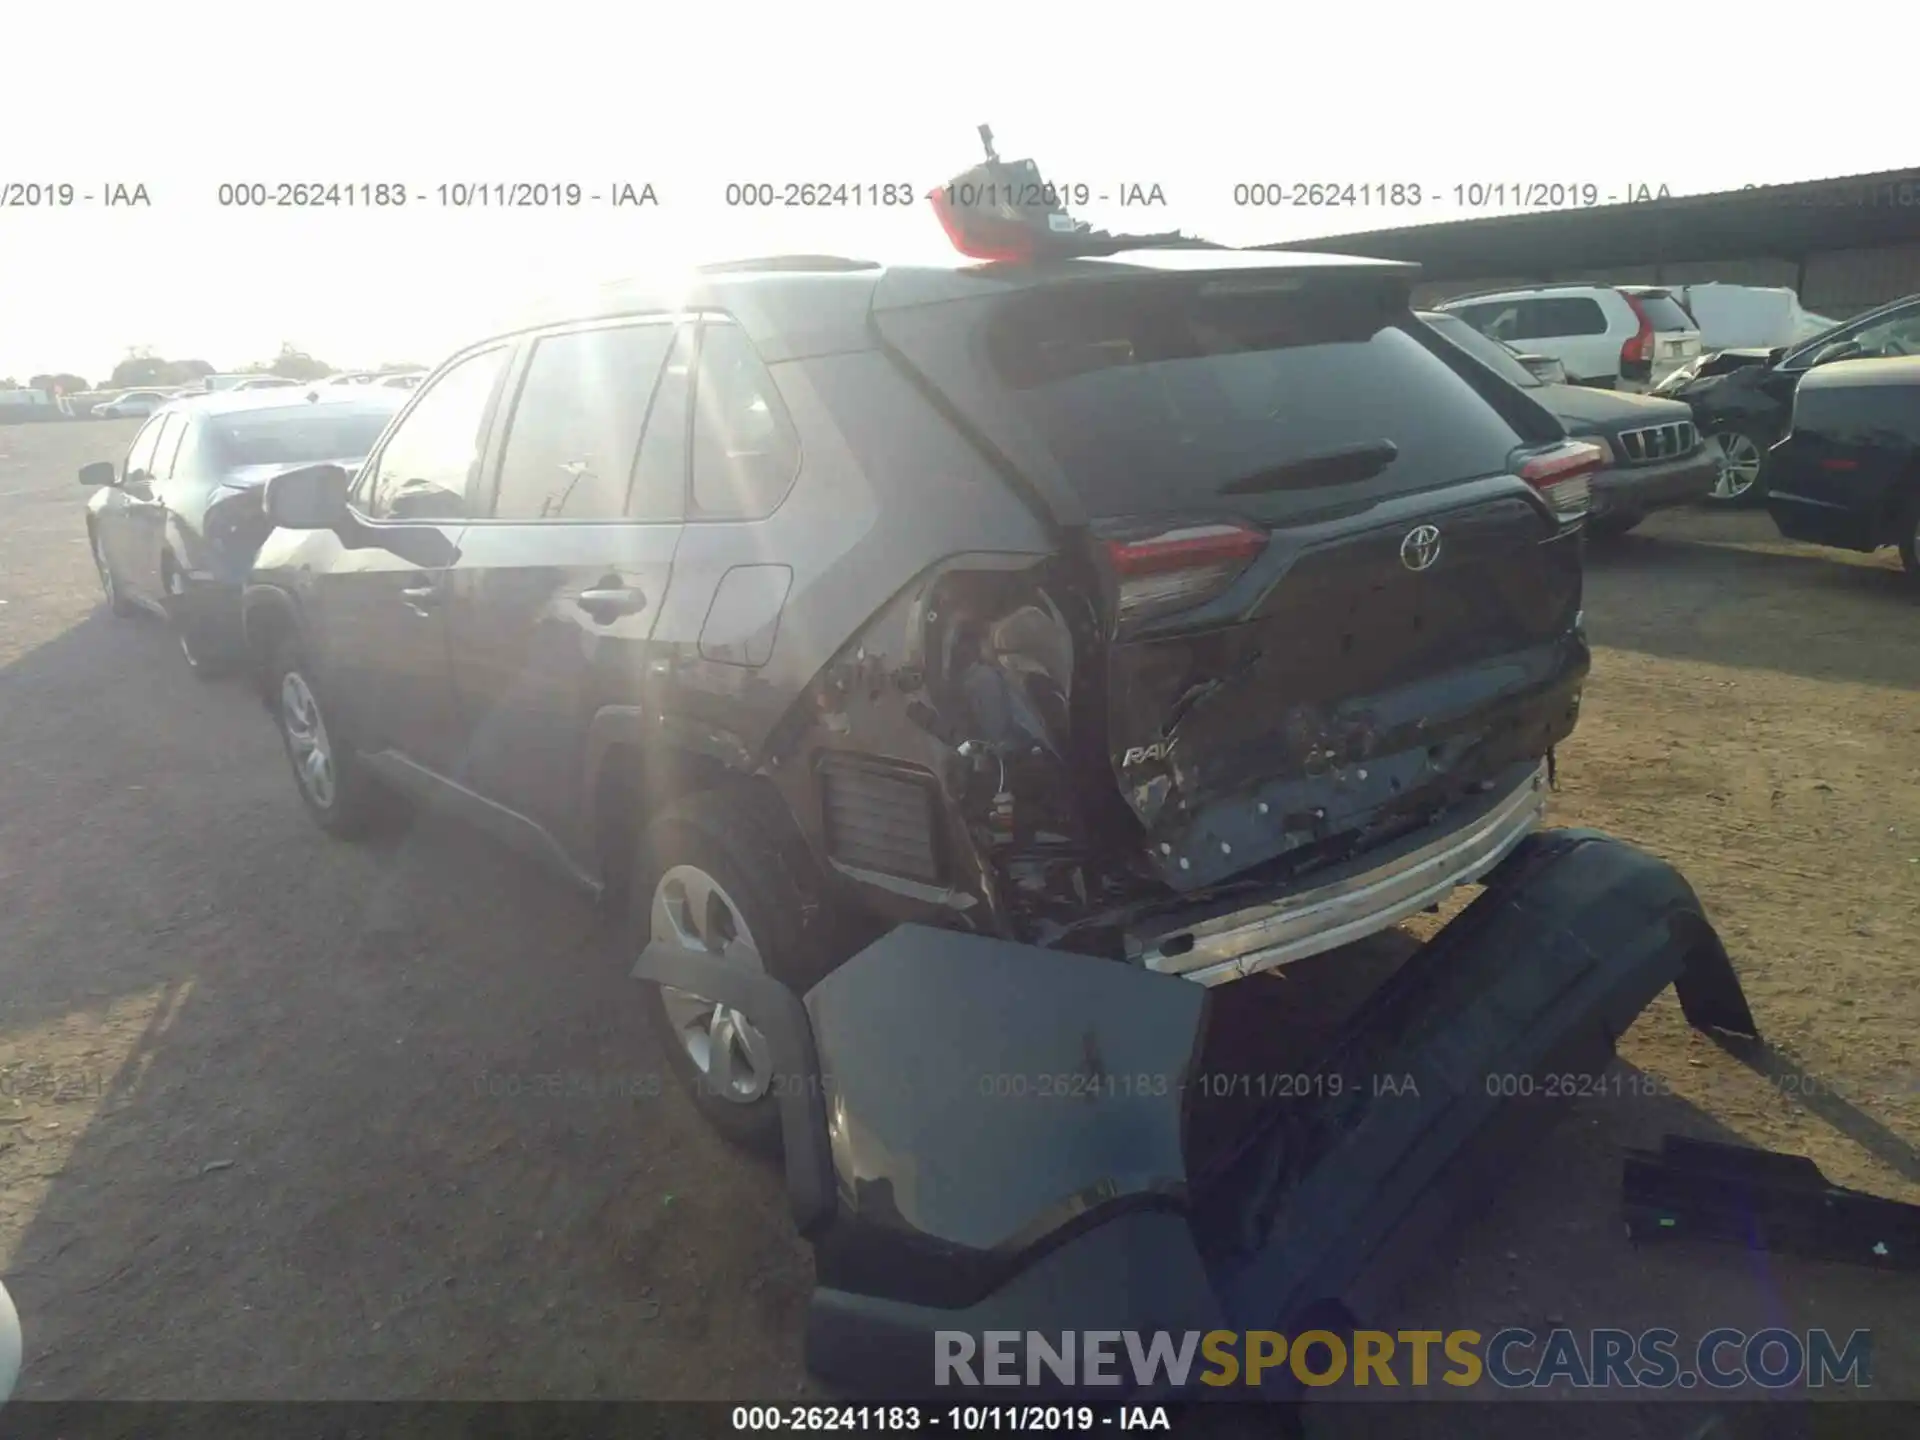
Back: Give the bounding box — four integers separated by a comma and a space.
243, 590, 301, 702
585, 713, 800, 898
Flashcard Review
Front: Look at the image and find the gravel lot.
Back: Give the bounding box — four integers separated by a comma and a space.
3, 417, 1917, 1426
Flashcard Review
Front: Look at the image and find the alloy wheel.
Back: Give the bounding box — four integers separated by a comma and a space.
1711, 432, 1763, 501
651, 865, 771, 1105
279, 670, 336, 810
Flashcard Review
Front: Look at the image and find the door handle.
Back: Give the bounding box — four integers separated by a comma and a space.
400, 582, 444, 612
576, 586, 647, 622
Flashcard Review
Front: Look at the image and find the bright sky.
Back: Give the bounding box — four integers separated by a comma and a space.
0, 0, 1903, 383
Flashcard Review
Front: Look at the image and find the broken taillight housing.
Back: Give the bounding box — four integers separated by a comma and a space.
1517, 439, 1607, 522
1102, 520, 1269, 625
928, 123, 1092, 263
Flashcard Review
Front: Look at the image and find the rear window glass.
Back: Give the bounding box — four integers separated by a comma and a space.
1627, 293, 1697, 331
983, 281, 1533, 516
208, 407, 395, 467
1422, 313, 1542, 388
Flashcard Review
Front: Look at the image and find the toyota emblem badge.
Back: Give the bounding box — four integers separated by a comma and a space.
1400, 524, 1442, 572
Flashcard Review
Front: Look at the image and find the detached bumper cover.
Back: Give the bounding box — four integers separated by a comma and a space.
634, 828, 1756, 1401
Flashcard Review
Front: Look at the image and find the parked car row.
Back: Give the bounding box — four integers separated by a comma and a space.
1654, 291, 1920, 505
322, 369, 427, 390
1437, 282, 1920, 513
1435, 283, 1704, 393
21, 370, 427, 422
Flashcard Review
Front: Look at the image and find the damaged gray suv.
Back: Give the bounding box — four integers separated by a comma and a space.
242, 241, 1604, 1148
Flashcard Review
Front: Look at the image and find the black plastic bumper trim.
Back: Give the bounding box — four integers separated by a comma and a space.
631, 940, 837, 1236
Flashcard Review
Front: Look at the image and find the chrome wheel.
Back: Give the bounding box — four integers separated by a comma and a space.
279, 670, 336, 810
651, 865, 770, 1105
1711, 431, 1764, 501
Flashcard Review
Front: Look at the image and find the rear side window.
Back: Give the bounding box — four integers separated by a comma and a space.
982, 279, 1537, 517
1445, 301, 1508, 331
628, 325, 694, 521
1523, 297, 1609, 338
491, 321, 675, 521
123, 416, 166, 480
1627, 292, 1696, 331
690, 323, 800, 520
153, 415, 191, 479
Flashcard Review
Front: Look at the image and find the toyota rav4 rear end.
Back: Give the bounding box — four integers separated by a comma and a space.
802, 248, 1599, 982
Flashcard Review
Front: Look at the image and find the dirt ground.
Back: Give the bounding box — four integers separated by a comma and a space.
2, 418, 1917, 1426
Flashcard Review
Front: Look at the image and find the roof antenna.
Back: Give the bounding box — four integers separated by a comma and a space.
977, 124, 998, 164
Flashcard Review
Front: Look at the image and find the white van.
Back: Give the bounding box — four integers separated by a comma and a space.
1661, 284, 1836, 351
0, 389, 62, 423
1436, 283, 1702, 392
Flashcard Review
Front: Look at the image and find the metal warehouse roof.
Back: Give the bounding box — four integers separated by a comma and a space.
1257, 167, 1920, 279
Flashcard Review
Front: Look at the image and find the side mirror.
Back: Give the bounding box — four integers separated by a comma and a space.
78, 461, 118, 487
263, 462, 350, 530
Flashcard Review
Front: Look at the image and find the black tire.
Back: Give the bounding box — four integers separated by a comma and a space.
631, 789, 837, 1154
90, 526, 134, 617
163, 558, 238, 681
1898, 497, 1920, 583
1704, 423, 1772, 508
266, 632, 392, 839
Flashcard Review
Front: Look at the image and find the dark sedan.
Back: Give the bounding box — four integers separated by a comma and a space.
1765, 355, 1920, 580
1421, 311, 1719, 535
81, 387, 405, 676
1652, 292, 1920, 507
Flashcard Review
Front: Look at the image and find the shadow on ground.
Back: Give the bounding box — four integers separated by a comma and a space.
1583, 511, 1919, 691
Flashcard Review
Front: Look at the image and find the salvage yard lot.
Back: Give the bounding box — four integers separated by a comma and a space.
2, 418, 1918, 1424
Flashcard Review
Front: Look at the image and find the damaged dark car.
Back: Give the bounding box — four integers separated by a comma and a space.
1764, 354, 1920, 579
241, 149, 1757, 1400
1653, 290, 1920, 506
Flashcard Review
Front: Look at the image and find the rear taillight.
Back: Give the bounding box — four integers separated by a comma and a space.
1517, 440, 1607, 522
1104, 520, 1268, 624
928, 186, 1037, 263
1620, 294, 1657, 367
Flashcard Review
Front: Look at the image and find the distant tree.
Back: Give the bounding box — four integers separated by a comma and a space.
29, 372, 90, 396
262, 341, 332, 382
110, 353, 172, 387
0, 377, 17, 390
175, 358, 214, 380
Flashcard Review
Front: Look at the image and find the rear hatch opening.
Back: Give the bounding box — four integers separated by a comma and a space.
873, 257, 1593, 922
